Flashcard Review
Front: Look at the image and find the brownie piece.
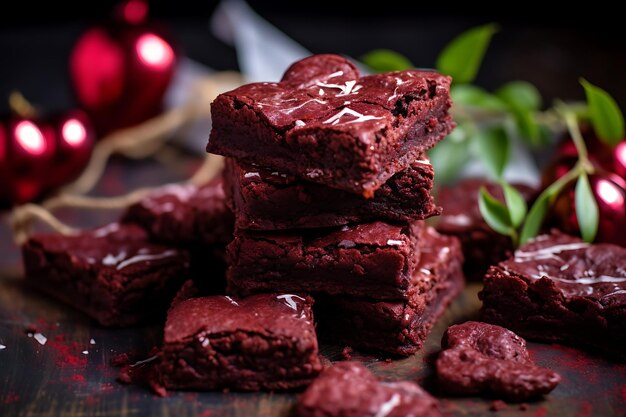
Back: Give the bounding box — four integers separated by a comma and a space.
224, 157, 439, 231
227, 221, 424, 300
315, 228, 464, 356
123, 179, 234, 294
435, 179, 535, 280
436, 321, 561, 401
122, 179, 234, 246
295, 361, 442, 417
480, 231, 626, 359
158, 293, 322, 391
22, 223, 190, 327
208, 54, 453, 196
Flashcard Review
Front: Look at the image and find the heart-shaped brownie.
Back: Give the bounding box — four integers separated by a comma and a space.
208, 54, 453, 196
436, 321, 561, 401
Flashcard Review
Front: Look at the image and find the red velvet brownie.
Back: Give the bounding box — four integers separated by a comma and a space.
224, 157, 439, 231
122, 179, 234, 246
436, 321, 561, 401
315, 228, 464, 356
480, 231, 626, 359
22, 223, 190, 327
207, 54, 453, 196
436, 179, 535, 280
123, 179, 234, 295
227, 221, 424, 300
158, 293, 322, 391
295, 361, 443, 417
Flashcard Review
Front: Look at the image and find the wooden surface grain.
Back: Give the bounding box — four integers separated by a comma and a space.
1, 273, 625, 417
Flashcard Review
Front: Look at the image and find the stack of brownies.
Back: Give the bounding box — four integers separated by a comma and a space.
206, 54, 464, 355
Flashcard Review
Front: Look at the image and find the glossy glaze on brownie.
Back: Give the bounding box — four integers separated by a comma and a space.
22, 223, 190, 327
224, 157, 439, 230
480, 231, 626, 359
122, 179, 234, 246
159, 293, 322, 391
315, 228, 464, 356
295, 361, 442, 417
208, 54, 453, 195
436, 179, 535, 280
227, 221, 424, 300
436, 321, 561, 401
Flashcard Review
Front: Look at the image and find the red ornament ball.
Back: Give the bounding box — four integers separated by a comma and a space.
69, 0, 176, 135
0, 112, 95, 207
542, 130, 626, 246
549, 173, 626, 246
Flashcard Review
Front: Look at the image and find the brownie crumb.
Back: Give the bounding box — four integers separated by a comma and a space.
490, 400, 508, 411
519, 403, 529, 411
110, 353, 130, 367
24, 325, 37, 335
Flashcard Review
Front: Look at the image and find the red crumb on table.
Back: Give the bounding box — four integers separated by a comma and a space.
490, 400, 508, 411
115, 349, 164, 397
548, 344, 598, 371
47, 338, 88, 368
110, 353, 131, 366
2, 392, 19, 405
534, 406, 547, 417
198, 410, 212, 417
519, 403, 529, 411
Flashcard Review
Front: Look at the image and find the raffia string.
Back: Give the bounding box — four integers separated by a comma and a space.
9, 72, 241, 245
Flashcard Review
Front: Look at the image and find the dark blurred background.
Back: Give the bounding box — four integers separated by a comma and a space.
1, 0, 625, 113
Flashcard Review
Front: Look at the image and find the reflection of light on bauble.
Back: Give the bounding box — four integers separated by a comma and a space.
136, 34, 174, 69
596, 179, 624, 206
15, 121, 46, 155
62, 119, 87, 146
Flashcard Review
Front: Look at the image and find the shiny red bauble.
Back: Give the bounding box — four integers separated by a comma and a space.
69, 0, 176, 135
548, 173, 626, 246
0, 112, 94, 207
544, 132, 626, 185
46, 111, 95, 190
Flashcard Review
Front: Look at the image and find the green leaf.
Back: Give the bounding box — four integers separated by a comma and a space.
496, 81, 542, 111
472, 126, 510, 179
581, 78, 625, 146
478, 187, 514, 236
451, 85, 508, 110
512, 108, 542, 145
575, 173, 599, 242
501, 182, 528, 228
519, 192, 550, 245
361, 49, 414, 73
427, 128, 470, 183
436, 23, 498, 84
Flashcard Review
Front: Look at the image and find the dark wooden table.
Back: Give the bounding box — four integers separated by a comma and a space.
1, 157, 625, 417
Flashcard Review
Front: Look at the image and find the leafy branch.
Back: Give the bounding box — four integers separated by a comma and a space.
481, 82, 624, 246
362, 24, 625, 246
363, 24, 554, 183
